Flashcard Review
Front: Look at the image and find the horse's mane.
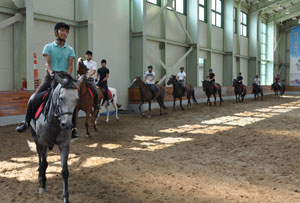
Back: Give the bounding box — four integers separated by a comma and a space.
55, 72, 77, 89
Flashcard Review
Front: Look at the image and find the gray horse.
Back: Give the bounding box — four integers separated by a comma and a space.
30, 73, 82, 203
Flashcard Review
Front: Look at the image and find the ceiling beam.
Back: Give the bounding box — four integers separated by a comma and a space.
267, 2, 300, 23
250, 0, 291, 12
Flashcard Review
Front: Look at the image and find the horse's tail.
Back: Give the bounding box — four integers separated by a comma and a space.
191, 89, 198, 104
217, 84, 223, 102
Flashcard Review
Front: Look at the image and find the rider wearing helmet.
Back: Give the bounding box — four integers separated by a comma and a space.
274, 73, 281, 86
207, 68, 216, 91
176, 67, 186, 87
16, 22, 79, 139
144, 65, 157, 99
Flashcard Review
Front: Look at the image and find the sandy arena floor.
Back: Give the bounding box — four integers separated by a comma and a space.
1, 95, 300, 203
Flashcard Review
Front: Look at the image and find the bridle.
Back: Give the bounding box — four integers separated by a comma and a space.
54, 87, 74, 120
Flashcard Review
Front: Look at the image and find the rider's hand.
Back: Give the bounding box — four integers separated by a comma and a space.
95, 79, 98, 83
50, 71, 55, 79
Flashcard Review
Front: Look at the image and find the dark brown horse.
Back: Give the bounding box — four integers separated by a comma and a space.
232, 79, 247, 103
75, 58, 103, 137
252, 83, 263, 101
131, 77, 167, 117
167, 75, 197, 110
202, 80, 223, 106
271, 82, 285, 98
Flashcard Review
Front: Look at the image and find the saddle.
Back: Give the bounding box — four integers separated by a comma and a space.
94, 87, 112, 100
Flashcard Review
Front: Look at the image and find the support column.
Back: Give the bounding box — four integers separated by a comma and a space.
25, 0, 34, 90
223, 0, 234, 86
266, 21, 274, 85
88, 0, 94, 51
204, 0, 212, 78
186, 0, 198, 85
248, 10, 259, 84
235, 1, 241, 76
130, 0, 146, 81
160, 0, 167, 82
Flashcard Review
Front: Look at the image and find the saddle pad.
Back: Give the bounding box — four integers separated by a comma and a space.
88, 87, 94, 99
108, 89, 112, 100
34, 91, 49, 120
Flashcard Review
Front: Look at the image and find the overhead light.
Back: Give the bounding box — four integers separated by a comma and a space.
292, 16, 297, 20
286, 9, 290, 15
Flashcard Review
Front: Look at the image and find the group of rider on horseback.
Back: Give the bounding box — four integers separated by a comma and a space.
15, 22, 111, 140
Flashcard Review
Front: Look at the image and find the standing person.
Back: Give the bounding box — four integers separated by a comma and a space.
176, 67, 186, 87
97, 59, 110, 105
144, 65, 157, 99
15, 22, 79, 139
83, 50, 99, 109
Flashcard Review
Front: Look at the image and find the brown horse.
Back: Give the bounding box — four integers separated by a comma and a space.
167, 75, 197, 110
75, 58, 103, 137
131, 76, 167, 117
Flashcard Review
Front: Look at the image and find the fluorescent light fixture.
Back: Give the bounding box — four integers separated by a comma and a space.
286, 9, 290, 15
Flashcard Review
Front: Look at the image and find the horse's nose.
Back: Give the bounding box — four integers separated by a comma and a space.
61, 122, 66, 128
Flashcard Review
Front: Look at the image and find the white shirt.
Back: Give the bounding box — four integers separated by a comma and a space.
254, 78, 260, 85
144, 71, 155, 84
177, 71, 186, 81
83, 59, 97, 78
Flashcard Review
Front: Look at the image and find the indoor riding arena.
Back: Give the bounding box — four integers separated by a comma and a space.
1, 0, 300, 203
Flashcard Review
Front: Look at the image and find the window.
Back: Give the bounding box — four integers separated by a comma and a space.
211, 0, 223, 28
233, 7, 237, 33
240, 12, 248, 37
147, 0, 161, 6
199, 0, 206, 22
167, 0, 186, 15
260, 22, 267, 85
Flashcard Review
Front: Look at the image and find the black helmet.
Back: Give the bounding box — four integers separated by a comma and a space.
101, 59, 107, 64
209, 68, 212, 72
148, 65, 153, 69
85, 50, 93, 56
54, 22, 70, 31
180, 67, 184, 70
255, 75, 258, 77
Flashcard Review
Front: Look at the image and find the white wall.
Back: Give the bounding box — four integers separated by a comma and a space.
0, 14, 14, 90
240, 58, 248, 85
166, 44, 186, 75
211, 27, 224, 51
211, 53, 223, 85
92, 0, 130, 107
33, 0, 75, 20
166, 10, 186, 43
198, 21, 208, 47
146, 4, 161, 38
145, 40, 162, 79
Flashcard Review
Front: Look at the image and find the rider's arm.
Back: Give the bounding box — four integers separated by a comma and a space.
150, 72, 155, 82
90, 70, 96, 77
44, 55, 53, 74
90, 62, 97, 77
67, 57, 74, 75
103, 73, 109, 82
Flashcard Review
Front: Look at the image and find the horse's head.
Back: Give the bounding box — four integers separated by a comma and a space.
77, 58, 88, 76
167, 75, 176, 85
130, 76, 143, 88
201, 80, 209, 91
54, 73, 79, 129
232, 79, 238, 87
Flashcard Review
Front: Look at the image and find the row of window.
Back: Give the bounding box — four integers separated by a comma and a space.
199, 0, 248, 36
147, 0, 248, 36
147, 0, 186, 15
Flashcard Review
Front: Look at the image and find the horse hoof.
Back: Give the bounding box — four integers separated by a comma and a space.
116, 118, 120, 121
39, 188, 46, 194
86, 134, 90, 138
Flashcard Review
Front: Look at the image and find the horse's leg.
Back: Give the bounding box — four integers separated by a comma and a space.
38, 145, 48, 194
92, 108, 99, 131
235, 93, 238, 103
180, 98, 185, 110
157, 97, 163, 115
213, 94, 216, 106
59, 144, 70, 203
112, 100, 119, 121
105, 105, 109, 123
208, 94, 212, 106
139, 100, 145, 117
173, 97, 176, 111
148, 101, 151, 118
85, 109, 91, 137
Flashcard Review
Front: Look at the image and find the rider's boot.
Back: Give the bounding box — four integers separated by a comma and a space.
15, 100, 33, 133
